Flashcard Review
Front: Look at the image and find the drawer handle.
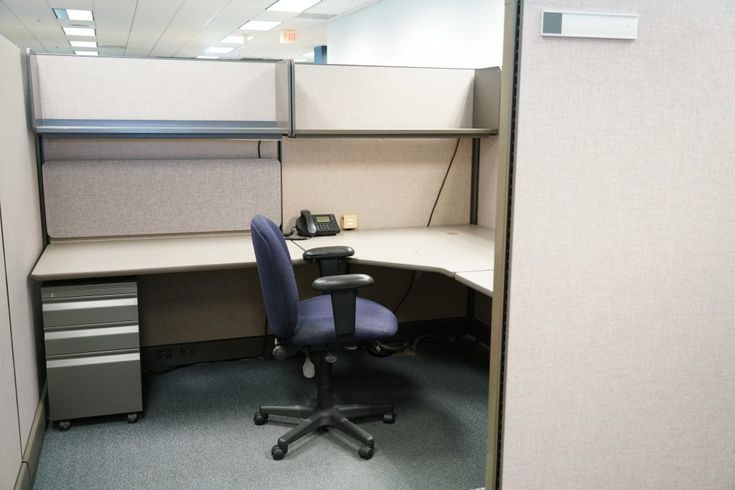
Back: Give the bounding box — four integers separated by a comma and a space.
45, 324, 139, 342
43, 297, 137, 312
47, 352, 139, 369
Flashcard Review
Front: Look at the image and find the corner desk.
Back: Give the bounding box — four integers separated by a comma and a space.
31, 224, 493, 427
31, 225, 495, 296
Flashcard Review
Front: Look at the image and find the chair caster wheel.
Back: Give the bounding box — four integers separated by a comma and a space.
358, 445, 374, 460
382, 411, 396, 424
254, 412, 268, 425
58, 421, 71, 431
127, 413, 139, 424
271, 444, 287, 460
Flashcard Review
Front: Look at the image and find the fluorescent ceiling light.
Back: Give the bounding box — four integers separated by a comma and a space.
240, 20, 281, 31
70, 40, 97, 48
197, 55, 219, 59
221, 35, 244, 44
294, 58, 307, 63
53, 8, 94, 21
63, 27, 95, 37
301, 50, 314, 58
267, 0, 321, 13
75, 50, 98, 56
206, 46, 234, 54
66, 9, 94, 21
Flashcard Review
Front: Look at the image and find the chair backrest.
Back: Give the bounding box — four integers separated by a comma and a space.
250, 215, 300, 340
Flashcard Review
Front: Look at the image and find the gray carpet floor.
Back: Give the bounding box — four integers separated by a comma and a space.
34, 338, 489, 490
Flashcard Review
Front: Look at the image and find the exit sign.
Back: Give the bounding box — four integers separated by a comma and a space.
280, 30, 297, 43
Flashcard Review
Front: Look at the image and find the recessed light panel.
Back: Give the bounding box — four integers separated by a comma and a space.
206, 46, 234, 54
70, 40, 97, 48
220, 35, 244, 44
75, 50, 98, 56
63, 27, 96, 37
240, 20, 281, 31
267, 0, 320, 13
197, 55, 219, 59
67, 9, 94, 21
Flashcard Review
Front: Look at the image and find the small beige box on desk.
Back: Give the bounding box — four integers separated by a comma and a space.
341, 214, 358, 230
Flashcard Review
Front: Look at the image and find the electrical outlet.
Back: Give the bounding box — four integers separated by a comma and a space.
156, 348, 173, 359
179, 345, 196, 357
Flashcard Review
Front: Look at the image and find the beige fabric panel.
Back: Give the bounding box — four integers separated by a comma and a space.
42, 139, 278, 161
502, 1, 735, 488
43, 158, 281, 238
0, 35, 43, 451
294, 64, 474, 130
0, 206, 22, 490
478, 136, 499, 229
35, 56, 277, 121
282, 138, 471, 230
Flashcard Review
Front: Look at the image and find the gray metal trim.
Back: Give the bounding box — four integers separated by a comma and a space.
275, 60, 293, 135
35, 119, 289, 135
292, 128, 496, 138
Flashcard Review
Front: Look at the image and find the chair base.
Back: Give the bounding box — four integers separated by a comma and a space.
254, 403, 395, 460
253, 351, 395, 460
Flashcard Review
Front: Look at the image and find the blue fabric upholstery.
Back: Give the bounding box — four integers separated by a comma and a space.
251, 215, 300, 339
290, 295, 398, 347
250, 215, 398, 347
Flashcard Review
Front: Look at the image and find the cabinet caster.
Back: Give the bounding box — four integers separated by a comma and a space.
382, 411, 396, 424
358, 445, 374, 460
127, 413, 139, 424
271, 444, 287, 460
254, 411, 268, 425
58, 420, 71, 431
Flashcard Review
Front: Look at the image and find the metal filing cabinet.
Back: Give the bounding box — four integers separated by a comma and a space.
42, 281, 143, 430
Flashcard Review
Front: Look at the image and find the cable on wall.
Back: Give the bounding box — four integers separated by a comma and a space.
427, 138, 461, 227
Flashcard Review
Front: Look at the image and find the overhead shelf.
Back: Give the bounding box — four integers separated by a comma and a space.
29, 54, 292, 137
291, 64, 500, 137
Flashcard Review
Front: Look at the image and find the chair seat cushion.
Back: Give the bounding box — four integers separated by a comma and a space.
289, 295, 398, 347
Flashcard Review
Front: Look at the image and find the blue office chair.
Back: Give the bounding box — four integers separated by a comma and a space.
250, 215, 399, 460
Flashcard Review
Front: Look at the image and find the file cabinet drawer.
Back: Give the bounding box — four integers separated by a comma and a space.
43, 297, 138, 328
47, 352, 142, 421
45, 324, 140, 356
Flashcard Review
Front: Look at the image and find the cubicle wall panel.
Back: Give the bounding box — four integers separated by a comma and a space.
43, 158, 281, 238
282, 138, 471, 230
0, 35, 44, 452
138, 269, 266, 346
502, 1, 735, 488
42, 139, 278, 161
294, 64, 474, 130
0, 218, 22, 490
33, 56, 277, 123
478, 136, 499, 229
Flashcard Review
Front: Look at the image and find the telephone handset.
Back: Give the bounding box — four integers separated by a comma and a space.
296, 210, 340, 237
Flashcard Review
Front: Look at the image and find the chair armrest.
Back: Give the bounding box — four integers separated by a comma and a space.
302, 246, 355, 262
311, 273, 374, 343
311, 273, 373, 291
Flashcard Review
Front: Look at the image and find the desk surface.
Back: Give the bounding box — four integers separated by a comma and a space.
31, 233, 305, 281
455, 270, 493, 297
294, 225, 495, 277
31, 225, 495, 288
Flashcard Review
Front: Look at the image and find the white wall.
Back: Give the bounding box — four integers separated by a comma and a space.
327, 0, 504, 68
0, 33, 43, 472
501, 1, 735, 488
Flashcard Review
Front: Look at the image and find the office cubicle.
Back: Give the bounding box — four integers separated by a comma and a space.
23, 51, 502, 486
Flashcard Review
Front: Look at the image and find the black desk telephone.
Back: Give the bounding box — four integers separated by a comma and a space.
296, 210, 341, 237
